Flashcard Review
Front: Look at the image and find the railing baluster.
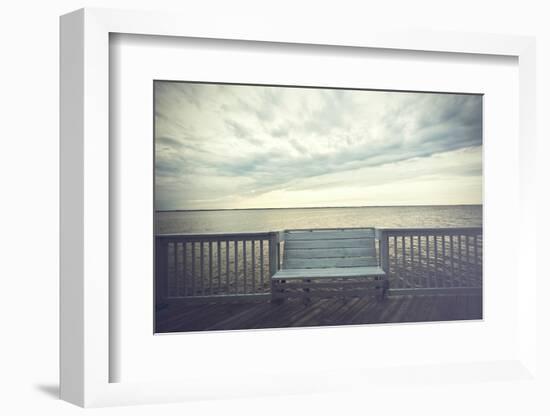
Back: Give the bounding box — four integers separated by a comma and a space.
473, 235, 478, 283
251, 239, 256, 293
177, 242, 182, 296
417, 235, 421, 288
392, 236, 397, 286
173, 242, 179, 297
458, 235, 463, 286
409, 235, 414, 288
434, 235, 438, 287
191, 242, 196, 296
426, 235, 430, 288
234, 239, 238, 294
182, 241, 187, 296
200, 241, 204, 295
474, 234, 479, 272
401, 236, 407, 287
226, 241, 230, 293
464, 235, 468, 285
467, 235, 471, 284
441, 235, 449, 287
478, 235, 482, 281
450, 235, 455, 287
278, 242, 282, 270
243, 240, 247, 294
260, 239, 264, 292
209, 241, 213, 295
379, 232, 389, 275
217, 241, 221, 293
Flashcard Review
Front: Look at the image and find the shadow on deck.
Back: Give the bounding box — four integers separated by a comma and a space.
155, 294, 482, 333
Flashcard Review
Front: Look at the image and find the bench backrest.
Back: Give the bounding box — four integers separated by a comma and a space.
282, 228, 378, 270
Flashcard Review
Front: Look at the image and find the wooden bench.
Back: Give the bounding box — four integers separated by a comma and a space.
271, 228, 388, 303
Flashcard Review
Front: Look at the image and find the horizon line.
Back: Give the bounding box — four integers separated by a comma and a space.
156, 203, 483, 213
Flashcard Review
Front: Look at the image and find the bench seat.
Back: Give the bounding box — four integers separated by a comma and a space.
273, 266, 386, 280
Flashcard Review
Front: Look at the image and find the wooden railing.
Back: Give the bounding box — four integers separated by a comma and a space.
156, 227, 482, 303
376, 227, 483, 294
156, 231, 281, 303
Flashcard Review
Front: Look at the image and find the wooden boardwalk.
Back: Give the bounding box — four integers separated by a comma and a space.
156, 294, 482, 333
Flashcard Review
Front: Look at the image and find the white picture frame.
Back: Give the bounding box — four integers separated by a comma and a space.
60, 7, 537, 407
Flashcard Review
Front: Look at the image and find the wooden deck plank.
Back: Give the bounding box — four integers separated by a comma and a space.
156, 303, 220, 331
316, 298, 350, 326
348, 297, 385, 324
418, 296, 440, 322
231, 301, 291, 329
467, 294, 483, 319
332, 296, 374, 324
389, 295, 416, 323
426, 295, 444, 322
291, 299, 336, 327
205, 302, 270, 330
454, 295, 468, 320
156, 294, 483, 332
435, 295, 456, 322
161, 303, 250, 332
335, 296, 372, 324
365, 296, 401, 324
375, 297, 405, 323
282, 299, 328, 327
251, 300, 310, 329
323, 297, 362, 324
420, 294, 442, 322
420, 295, 439, 321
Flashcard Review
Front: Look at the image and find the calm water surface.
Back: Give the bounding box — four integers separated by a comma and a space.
156, 205, 482, 234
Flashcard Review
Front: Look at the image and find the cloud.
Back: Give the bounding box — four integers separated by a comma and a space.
154, 82, 482, 210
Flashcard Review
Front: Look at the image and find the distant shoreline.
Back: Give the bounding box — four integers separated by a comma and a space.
156, 204, 483, 213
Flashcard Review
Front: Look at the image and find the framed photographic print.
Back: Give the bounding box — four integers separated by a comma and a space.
60, 7, 537, 408
153, 80, 484, 334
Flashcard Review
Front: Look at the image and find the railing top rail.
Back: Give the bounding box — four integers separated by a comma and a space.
156, 231, 275, 240
376, 227, 482, 237
283, 227, 375, 233
156, 227, 482, 240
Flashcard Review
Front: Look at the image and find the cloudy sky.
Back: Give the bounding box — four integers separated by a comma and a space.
154, 82, 482, 211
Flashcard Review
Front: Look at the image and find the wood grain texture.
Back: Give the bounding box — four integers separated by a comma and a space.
272, 266, 386, 280
284, 238, 375, 249
284, 247, 376, 259
284, 256, 378, 269
156, 294, 482, 333
284, 229, 375, 241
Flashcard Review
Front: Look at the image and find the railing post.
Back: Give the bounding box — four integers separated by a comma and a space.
155, 238, 169, 305
377, 229, 390, 273
268, 232, 279, 277
268, 232, 281, 300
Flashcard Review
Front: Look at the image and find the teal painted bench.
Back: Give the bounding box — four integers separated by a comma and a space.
271, 228, 388, 303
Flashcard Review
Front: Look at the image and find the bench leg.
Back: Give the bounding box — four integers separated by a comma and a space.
382, 279, 390, 299
271, 279, 286, 304
303, 278, 311, 305
376, 279, 389, 301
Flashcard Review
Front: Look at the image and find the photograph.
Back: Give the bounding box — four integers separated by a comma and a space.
154, 81, 483, 333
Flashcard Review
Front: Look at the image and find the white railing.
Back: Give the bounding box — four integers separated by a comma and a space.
376, 227, 482, 294
155, 231, 281, 303
156, 227, 482, 303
